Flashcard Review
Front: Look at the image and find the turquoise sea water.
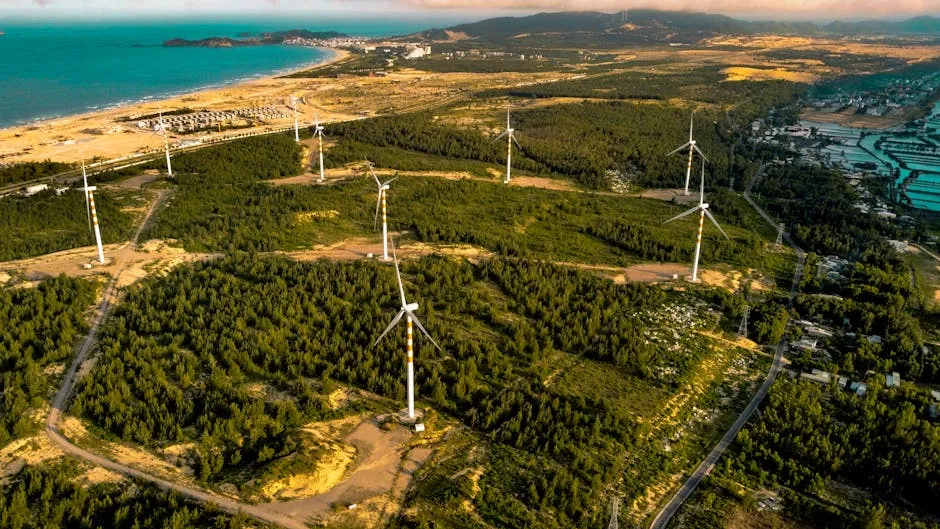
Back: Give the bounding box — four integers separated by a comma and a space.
0, 18, 453, 128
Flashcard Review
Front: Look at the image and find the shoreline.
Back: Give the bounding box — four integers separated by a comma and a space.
0, 47, 348, 133
0, 47, 351, 164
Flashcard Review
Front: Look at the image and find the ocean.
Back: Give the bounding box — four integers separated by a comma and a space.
0, 17, 457, 129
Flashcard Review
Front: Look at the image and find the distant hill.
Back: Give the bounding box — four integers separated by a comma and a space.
163, 29, 347, 48
823, 16, 940, 35
408, 10, 939, 44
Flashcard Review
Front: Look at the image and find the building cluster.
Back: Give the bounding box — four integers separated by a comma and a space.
283, 35, 369, 48
788, 314, 940, 417
136, 106, 290, 133
809, 76, 937, 117
438, 49, 544, 61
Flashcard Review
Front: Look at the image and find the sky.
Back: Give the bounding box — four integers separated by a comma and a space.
0, 0, 937, 21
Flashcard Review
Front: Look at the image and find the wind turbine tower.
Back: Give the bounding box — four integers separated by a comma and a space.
81, 162, 105, 265
668, 112, 708, 195
158, 113, 173, 177
371, 164, 397, 261
313, 114, 326, 183
291, 95, 300, 143
664, 159, 728, 282
374, 239, 442, 420
493, 107, 521, 184
81, 160, 91, 230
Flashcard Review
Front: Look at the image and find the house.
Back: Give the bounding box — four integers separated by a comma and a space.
801, 369, 831, 385
791, 338, 818, 351
849, 382, 868, 396
867, 335, 883, 345
23, 184, 48, 196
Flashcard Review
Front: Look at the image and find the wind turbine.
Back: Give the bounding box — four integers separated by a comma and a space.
373, 238, 441, 420
664, 159, 728, 282
290, 95, 300, 143
668, 112, 708, 195
313, 113, 325, 183
371, 163, 397, 261
157, 112, 173, 177
80, 163, 106, 265
492, 107, 521, 184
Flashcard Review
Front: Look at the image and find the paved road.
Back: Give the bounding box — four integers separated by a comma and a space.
649, 163, 805, 529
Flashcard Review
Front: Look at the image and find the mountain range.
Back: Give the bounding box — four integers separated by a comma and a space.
410, 10, 940, 42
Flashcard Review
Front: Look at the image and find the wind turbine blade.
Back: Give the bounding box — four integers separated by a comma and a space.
373, 310, 405, 346
390, 238, 408, 308
511, 134, 521, 149
491, 131, 508, 143
374, 192, 381, 231
692, 144, 709, 163
689, 112, 694, 142
369, 164, 380, 187
407, 309, 442, 352
667, 142, 691, 157
506, 108, 510, 129
664, 206, 701, 224
383, 177, 399, 187
704, 209, 730, 240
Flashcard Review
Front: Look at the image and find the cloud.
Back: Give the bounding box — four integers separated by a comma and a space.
399, 0, 937, 18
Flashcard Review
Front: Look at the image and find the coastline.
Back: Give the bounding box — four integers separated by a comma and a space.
0, 46, 350, 164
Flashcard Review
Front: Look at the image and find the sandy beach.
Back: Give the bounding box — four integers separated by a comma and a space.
1, 48, 354, 164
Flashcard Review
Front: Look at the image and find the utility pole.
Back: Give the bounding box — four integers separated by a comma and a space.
738, 305, 749, 338
607, 497, 620, 529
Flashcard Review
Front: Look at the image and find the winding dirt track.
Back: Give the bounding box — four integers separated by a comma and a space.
42, 190, 309, 529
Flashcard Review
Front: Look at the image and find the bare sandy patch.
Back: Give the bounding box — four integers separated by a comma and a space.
261, 446, 356, 501
0, 434, 62, 470
75, 466, 124, 486
721, 66, 817, 83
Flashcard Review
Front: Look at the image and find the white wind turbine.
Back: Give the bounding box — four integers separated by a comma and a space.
290, 95, 300, 143
81, 160, 106, 264
373, 238, 441, 420
664, 159, 728, 282
492, 107, 521, 184
668, 112, 707, 195
313, 113, 326, 183
157, 112, 173, 177
371, 163, 397, 261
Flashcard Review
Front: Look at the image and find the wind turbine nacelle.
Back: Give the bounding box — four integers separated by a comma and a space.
690, 140, 697, 145
702, 203, 709, 209
84, 186, 97, 192
381, 184, 390, 191
507, 128, 514, 133
405, 302, 419, 312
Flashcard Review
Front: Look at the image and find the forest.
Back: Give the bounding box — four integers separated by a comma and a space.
0, 276, 97, 446
0, 160, 74, 186
325, 102, 753, 189
0, 187, 139, 261
72, 253, 728, 527
0, 460, 256, 529
673, 379, 940, 529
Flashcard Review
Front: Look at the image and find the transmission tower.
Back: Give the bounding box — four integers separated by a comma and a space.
775, 223, 784, 246
738, 305, 750, 338
607, 497, 620, 529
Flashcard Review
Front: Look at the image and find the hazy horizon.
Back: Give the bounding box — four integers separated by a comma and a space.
1, 1, 938, 24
